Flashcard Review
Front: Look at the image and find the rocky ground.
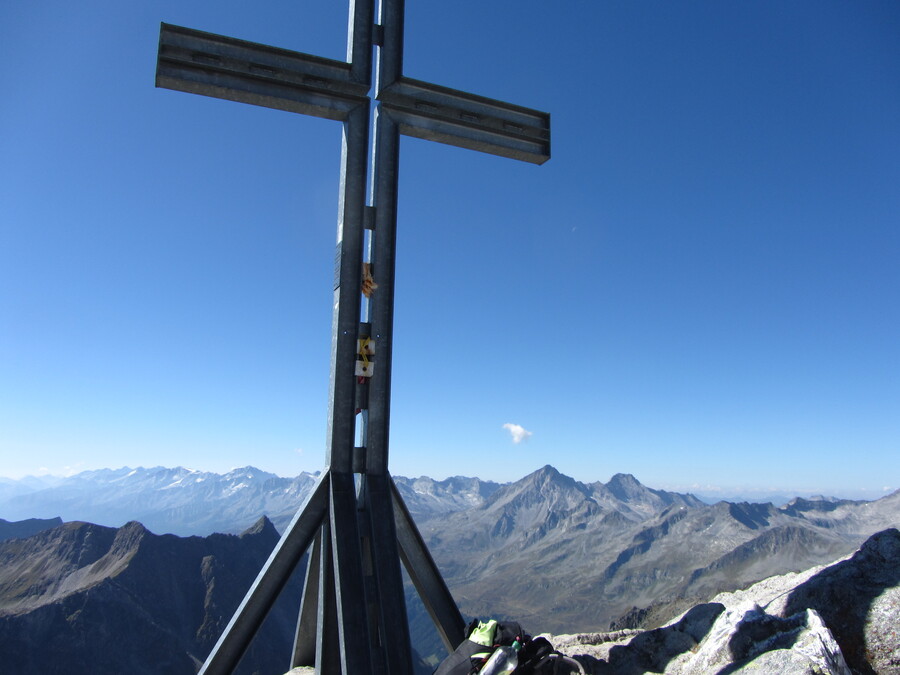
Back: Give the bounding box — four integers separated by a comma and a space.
288, 529, 900, 675
544, 527, 900, 674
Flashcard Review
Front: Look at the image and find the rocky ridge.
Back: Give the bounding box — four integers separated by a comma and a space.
546, 528, 900, 674
0, 517, 300, 675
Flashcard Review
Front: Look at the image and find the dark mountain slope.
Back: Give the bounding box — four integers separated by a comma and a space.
0, 517, 299, 675
0, 517, 62, 542
681, 524, 850, 598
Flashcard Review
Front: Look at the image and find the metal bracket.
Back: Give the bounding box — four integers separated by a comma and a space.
372, 24, 385, 47
352, 446, 367, 473
364, 205, 377, 230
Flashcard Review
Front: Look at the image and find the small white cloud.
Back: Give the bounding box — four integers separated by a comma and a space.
294, 447, 304, 456
62, 463, 84, 477
502, 423, 533, 444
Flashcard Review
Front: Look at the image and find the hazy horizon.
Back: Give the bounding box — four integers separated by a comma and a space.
1, 462, 894, 504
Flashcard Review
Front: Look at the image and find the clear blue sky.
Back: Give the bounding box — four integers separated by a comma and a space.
2, 0, 898, 498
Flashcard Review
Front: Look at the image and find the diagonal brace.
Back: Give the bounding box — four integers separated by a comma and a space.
199, 472, 330, 675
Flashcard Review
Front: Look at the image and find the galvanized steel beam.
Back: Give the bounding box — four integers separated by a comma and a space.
379, 77, 550, 164
390, 477, 466, 652
315, 520, 341, 673
157, 23, 368, 121
292, 529, 321, 667
198, 472, 330, 675
325, 101, 370, 475
328, 472, 373, 672
156, 0, 548, 671
361, 473, 414, 674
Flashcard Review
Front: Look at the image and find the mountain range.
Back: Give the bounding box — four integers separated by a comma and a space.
4, 515, 896, 673
1, 464, 898, 667
0, 466, 503, 537
406, 465, 900, 633
0, 467, 320, 536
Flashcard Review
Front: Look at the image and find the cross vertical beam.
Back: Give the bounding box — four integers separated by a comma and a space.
155, 0, 549, 672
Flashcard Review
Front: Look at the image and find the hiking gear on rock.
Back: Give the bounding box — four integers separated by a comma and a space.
432, 618, 581, 674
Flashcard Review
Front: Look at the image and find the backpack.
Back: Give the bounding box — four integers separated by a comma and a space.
432, 618, 560, 675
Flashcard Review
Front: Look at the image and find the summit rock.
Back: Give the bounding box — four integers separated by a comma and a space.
547, 528, 900, 675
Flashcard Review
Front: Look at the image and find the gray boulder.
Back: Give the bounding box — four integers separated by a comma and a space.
549, 604, 849, 675
668, 604, 850, 674
776, 527, 900, 674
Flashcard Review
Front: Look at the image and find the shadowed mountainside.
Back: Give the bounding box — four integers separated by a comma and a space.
0, 516, 62, 542
0, 517, 301, 675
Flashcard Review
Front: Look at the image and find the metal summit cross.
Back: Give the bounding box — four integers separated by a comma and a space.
155, 2, 549, 673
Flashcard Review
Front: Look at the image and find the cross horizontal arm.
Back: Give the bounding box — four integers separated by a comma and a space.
156, 23, 369, 121
378, 76, 550, 164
